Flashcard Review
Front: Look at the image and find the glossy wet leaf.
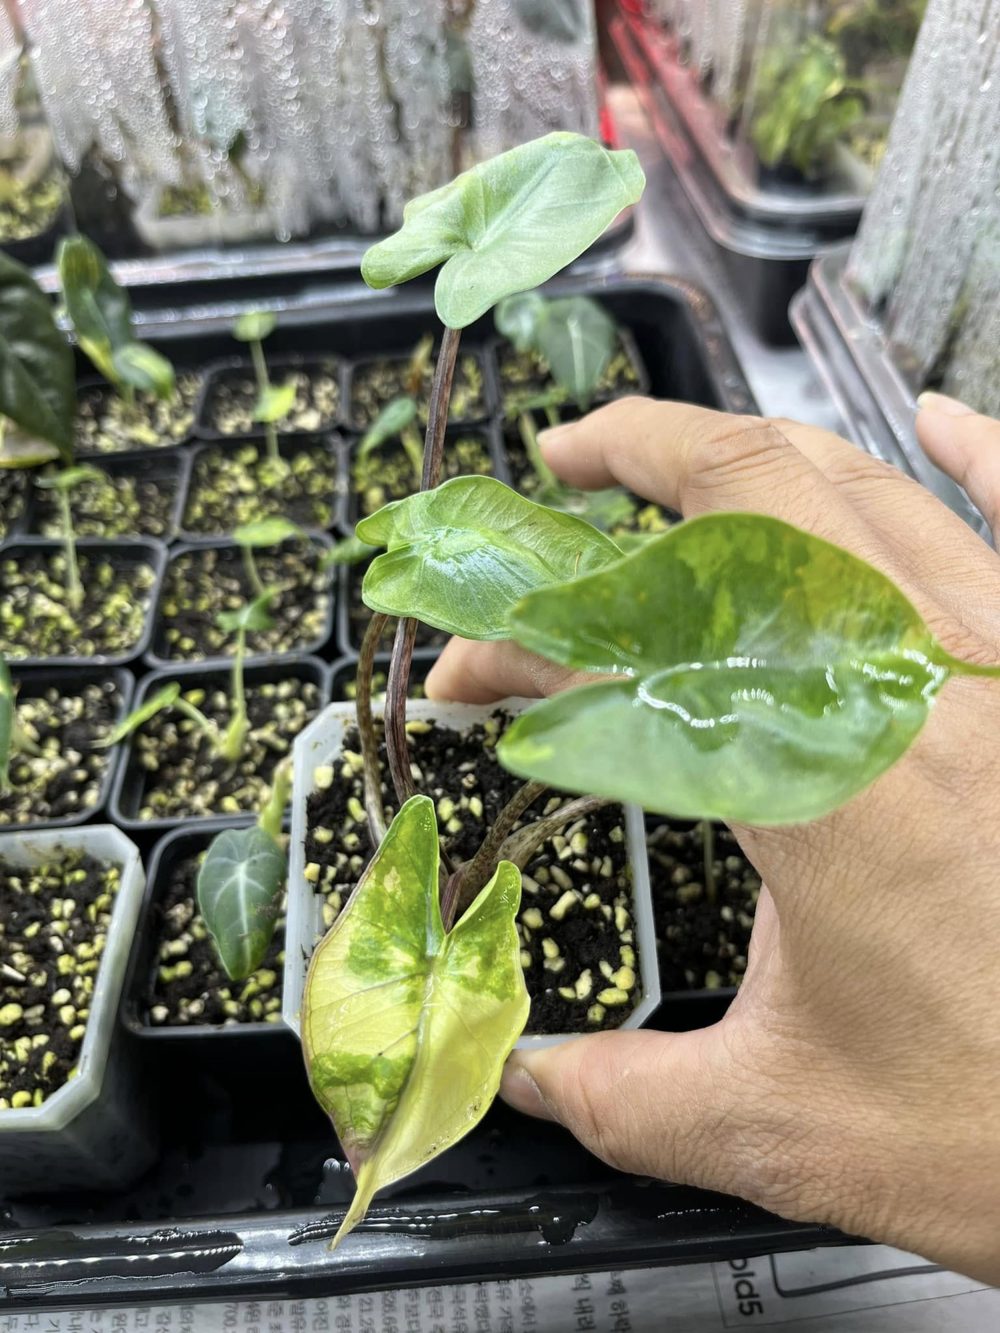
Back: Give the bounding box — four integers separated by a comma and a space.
98, 682, 181, 747
216, 589, 279, 636
35, 465, 102, 491
197, 824, 287, 982
253, 379, 297, 425
500, 513, 957, 824
514, 0, 589, 42
495, 293, 546, 352
362, 133, 645, 328
233, 310, 277, 343
56, 235, 136, 385
321, 534, 376, 568
303, 794, 528, 1249
0, 658, 13, 789
0, 251, 75, 456
357, 475, 622, 639
359, 397, 418, 459
535, 296, 617, 410
111, 342, 176, 400
233, 516, 304, 548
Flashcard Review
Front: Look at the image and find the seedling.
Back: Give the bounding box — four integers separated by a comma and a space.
33, 465, 102, 612
0, 251, 75, 467
232, 515, 306, 601
57, 235, 175, 414
0, 656, 44, 793
232, 310, 296, 472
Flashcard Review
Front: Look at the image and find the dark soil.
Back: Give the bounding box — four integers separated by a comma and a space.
129, 673, 321, 822
74, 372, 202, 455
146, 848, 284, 1027
330, 660, 429, 703
202, 363, 340, 436
0, 850, 120, 1108
647, 817, 760, 991
497, 336, 643, 412
346, 560, 446, 652
349, 432, 494, 522
0, 550, 156, 661
349, 351, 488, 429
183, 440, 339, 535
156, 543, 332, 662
0, 471, 28, 540
304, 712, 639, 1035
32, 465, 177, 540
0, 678, 123, 827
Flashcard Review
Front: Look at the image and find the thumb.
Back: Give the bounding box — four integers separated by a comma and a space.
500, 1028, 760, 1197
916, 393, 1000, 543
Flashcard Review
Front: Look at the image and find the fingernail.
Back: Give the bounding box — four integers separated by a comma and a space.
916, 391, 975, 418
537, 424, 573, 450
499, 1055, 556, 1121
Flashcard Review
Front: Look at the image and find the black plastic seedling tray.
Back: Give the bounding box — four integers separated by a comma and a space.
23, 451, 192, 544
0, 275, 845, 1312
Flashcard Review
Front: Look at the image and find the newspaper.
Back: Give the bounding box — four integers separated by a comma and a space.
2, 1245, 996, 1332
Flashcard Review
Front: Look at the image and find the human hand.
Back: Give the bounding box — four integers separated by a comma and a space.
425, 395, 1000, 1282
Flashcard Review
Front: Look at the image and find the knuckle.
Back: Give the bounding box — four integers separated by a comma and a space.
679, 418, 795, 507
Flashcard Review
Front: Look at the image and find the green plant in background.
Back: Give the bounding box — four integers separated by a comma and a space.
355, 396, 424, 490
32, 465, 103, 612
750, 35, 864, 177
0, 251, 75, 467
57, 234, 176, 412
232, 310, 296, 473
232, 515, 305, 600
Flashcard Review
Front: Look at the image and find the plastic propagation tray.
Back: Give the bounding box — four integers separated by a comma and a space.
0, 275, 847, 1312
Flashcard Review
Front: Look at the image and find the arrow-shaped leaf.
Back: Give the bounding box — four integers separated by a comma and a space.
57, 235, 136, 384
0, 251, 75, 455
356, 474, 623, 640
303, 794, 528, 1248
362, 133, 645, 328
535, 296, 618, 410
197, 824, 287, 981
499, 512, 963, 824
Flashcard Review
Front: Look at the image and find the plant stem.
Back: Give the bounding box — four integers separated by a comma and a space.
441, 780, 548, 929
518, 411, 559, 490
701, 820, 717, 906
242, 545, 267, 599
219, 628, 250, 762
940, 650, 1000, 680
401, 425, 425, 489
250, 336, 281, 469
58, 488, 83, 613
499, 795, 615, 870
544, 403, 562, 430
259, 756, 292, 840
356, 611, 389, 846
174, 697, 220, 742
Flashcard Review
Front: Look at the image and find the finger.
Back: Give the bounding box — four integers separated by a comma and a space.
425, 636, 583, 704
916, 394, 1000, 545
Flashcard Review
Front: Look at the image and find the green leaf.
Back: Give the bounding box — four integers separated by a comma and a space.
536, 480, 638, 533
514, 0, 589, 42
495, 293, 546, 353
217, 589, 278, 635
232, 516, 304, 548
0, 432, 61, 469
361, 133, 645, 328
321, 534, 377, 568
253, 378, 297, 425
358, 397, 418, 460
233, 309, 277, 343
56, 235, 135, 385
0, 251, 75, 455
303, 794, 528, 1249
357, 475, 623, 640
197, 824, 287, 982
97, 682, 181, 748
500, 513, 955, 825
0, 658, 13, 789
35, 465, 103, 491
111, 342, 176, 401
535, 296, 617, 410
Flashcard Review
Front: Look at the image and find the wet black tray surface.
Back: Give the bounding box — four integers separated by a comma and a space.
0, 275, 843, 1309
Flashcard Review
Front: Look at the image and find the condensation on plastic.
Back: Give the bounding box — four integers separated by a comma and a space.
17, 0, 600, 248
284, 698, 660, 1051
0, 825, 157, 1192
847, 0, 1000, 415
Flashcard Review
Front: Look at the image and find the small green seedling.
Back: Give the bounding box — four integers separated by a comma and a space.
232, 310, 296, 472
0, 656, 46, 794
321, 534, 376, 569
33, 465, 103, 612
356, 396, 424, 489
57, 235, 175, 412
232, 515, 306, 600
0, 251, 75, 466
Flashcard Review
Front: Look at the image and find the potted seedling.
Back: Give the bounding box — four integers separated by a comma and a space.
57, 235, 199, 455
348, 329, 489, 430
150, 517, 335, 667
202, 310, 341, 441
281, 130, 1000, 1250
29, 453, 185, 541
181, 435, 338, 539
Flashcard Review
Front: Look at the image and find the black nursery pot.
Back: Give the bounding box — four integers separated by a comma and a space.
197, 356, 347, 440
108, 654, 330, 837
0, 536, 166, 669
145, 535, 337, 669
24, 452, 191, 543
345, 344, 496, 431
0, 665, 135, 832
487, 324, 651, 409
73, 370, 205, 458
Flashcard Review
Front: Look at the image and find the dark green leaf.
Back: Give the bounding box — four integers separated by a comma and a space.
98, 682, 181, 747
514, 0, 589, 43
56, 235, 135, 384
197, 824, 287, 981
111, 342, 176, 401
233, 310, 277, 343
535, 296, 617, 410
303, 795, 528, 1248
359, 397, 418, 459
357, 475, 622, 640
0, 658, 13, 789
500, 513, 957, 824
233, 516, 304, 548
253, 379, 297, 425
362, 133, 645, 328
0, 251, 75, 454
